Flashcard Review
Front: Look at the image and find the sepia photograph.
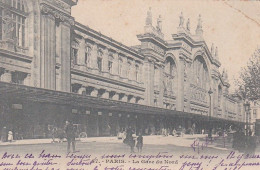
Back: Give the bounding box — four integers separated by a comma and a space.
0, 0, 260, 169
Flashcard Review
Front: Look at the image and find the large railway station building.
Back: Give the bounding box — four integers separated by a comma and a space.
0, 0, 245, 138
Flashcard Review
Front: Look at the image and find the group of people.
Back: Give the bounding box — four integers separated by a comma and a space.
232, 127, 258, 154
1, 127, 14, 143
123, 127, 143, 153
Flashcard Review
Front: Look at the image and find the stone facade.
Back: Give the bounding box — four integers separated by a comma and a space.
0, 1, 245, 137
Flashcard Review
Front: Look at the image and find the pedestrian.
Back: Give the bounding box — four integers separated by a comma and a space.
1, 127, 7, 142
8, 130, 13, 142
65, 121, 76, 153
51, 127, 57, 143
136, 133, 143, 153
126, 127, 135, 153
129, 133, 135, 153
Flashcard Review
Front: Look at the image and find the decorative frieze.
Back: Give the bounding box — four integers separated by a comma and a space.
40, 4, 74, 25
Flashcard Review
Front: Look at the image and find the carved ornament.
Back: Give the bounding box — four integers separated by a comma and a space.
40, 4, 74, 25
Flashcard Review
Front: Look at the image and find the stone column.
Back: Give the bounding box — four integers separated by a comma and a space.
177, 57, 185, 111
55, 22, 62, 91
40, 11, 56, 90
60, 21, 71, 92
158, 63, 164, 107
143, 57, 155, 106
1, 70, 12, 83
185, 62, 192, 113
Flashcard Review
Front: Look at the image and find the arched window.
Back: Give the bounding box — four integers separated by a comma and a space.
218, 85, 222, 107
97, 49, 103, 71
193, 56, 209, 89
126, 61, 131, 79
71, 41, 79, 65
108, 54, 113, 74
85, 46, 91, 64
163, 56, 177, 96
118, 57, 123, 76
0, 0, 26, 47
135, 64, 139, 81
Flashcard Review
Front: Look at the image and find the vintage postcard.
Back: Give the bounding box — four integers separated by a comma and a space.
0, 0, 260, 170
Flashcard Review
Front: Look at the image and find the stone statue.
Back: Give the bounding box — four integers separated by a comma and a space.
215, 46, 218, 59
2, 9, 15, 41
186, 18, 190, 31
179, 12, 184, 27
157, 15, 162, 32
211, 43, 214, 55
222, 69, 228, 80
197, 14, 202, 29
146, 7, 152, 26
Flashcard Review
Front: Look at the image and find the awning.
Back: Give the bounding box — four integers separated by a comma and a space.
0, 81, 244, 124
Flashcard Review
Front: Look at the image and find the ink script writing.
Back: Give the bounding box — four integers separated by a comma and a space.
0, 150, 259, 170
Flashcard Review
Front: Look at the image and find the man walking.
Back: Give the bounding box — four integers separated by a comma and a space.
65, 121, 76, 153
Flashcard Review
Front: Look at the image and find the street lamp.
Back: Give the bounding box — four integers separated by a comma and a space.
208, 87, 213, 139
244, 101, 250, 136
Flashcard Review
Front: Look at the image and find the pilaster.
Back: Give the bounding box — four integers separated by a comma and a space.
177, 57, 185, 111
60, 22, 71, 92
158, 62, 164, 107
143, 57, 155, 106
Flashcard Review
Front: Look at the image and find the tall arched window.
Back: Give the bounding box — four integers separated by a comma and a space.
71, 41, 79, 65
85, 46, 91, 64
193, 55, 209, 90
118, 57, 123, 76
108, 54, 113, 74
0, 0, 26, 47
163, 56, 177, 96
218, 85, 222, 108
135, 64, 139, 81
97, 49, 103, 72
126, 61, 131, 79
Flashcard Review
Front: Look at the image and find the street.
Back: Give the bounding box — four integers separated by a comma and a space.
1, 135, 260, 170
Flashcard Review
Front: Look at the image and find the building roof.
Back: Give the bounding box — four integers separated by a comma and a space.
0, 81, 244, 124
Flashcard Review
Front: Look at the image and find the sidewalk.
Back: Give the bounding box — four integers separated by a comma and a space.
0, 136, 118, 146
0, 134, 227, 149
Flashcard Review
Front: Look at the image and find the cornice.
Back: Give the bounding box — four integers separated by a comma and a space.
40, 3, 75, 25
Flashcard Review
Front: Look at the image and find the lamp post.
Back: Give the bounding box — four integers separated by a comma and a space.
208, 88, 213, 139
244, 101, 250, 136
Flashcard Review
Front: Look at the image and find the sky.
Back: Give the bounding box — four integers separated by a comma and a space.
72, 0, 260, 91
